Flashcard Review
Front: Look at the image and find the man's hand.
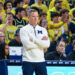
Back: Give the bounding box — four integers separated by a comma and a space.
42, 36, 48, 40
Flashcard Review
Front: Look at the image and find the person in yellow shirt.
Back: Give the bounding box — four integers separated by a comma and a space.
47, 12, 64, 42
0, 2, 6, 24
22, 4, 30, 23
21, 8, 29, 24
60, 8, 69, 31
4, 1, 13, 13
11, 0, 24, 15
47, 0, 62, 24
0, 13, 17, 44
49, 0, 70, 10
31, 0, 48, 13
48, 8, 69, 42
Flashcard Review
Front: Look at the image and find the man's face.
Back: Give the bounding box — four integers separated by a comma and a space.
40, 15, 47, 20
56, 41, 66, 53
21, 10, 26, 17
29, 11, 39, 26
53, 16, 59, 23
55, 2, 62, 9
41, 19, 47, 28
64, 12, 69, 19
7, 14, 14, 22
19, 2, 24, 7
6, 2, 12, 9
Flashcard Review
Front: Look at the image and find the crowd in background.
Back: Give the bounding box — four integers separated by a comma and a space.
0, 0, 75, 61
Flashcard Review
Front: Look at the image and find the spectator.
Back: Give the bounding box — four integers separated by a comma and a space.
22, 0, 31, 19
9, 28, 22, 46
0, 42, 9, 60
40, 13, 47, 21
14, 0, 24, 8
22, 6, 29, 23
60, 8, 69, 34
47, 0, 62, 22
69, 9, 75, 34
0, 12, 17, 44
67, 40, 75, 60
45, 40, 67, 60
59, 29, 71, 44
13, 7, 26, 28
4, 0, 13, 13
31, 0, 48, 13
47, 12, 64, 42
65, 34, 75, 55
49, 0, 70, 10
0, 2, 6, 24
10, 0, 24, 15
40, 19, 48, 29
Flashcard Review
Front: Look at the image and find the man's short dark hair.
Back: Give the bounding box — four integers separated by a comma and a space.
6, 12, 14, 17
14, 0, 23, 7
15, 7, 25, 15
40, 13, 47, 17
60, 8, 69, 16
51, 12, 59, 18
4, 0, 12, 10
56, 40, 66, 46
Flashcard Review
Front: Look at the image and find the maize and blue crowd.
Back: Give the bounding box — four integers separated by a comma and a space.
0, 0, 75, 61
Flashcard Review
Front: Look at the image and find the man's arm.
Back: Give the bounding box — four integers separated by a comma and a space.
20, 28, 39, 50
30, 28, 50, 49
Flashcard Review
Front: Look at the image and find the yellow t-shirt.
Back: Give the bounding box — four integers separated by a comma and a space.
47, 20, 68, 42
49, 0, 70, 10
0, 0, 5, 4
0, 24, 17, 44
31, 3, 48, 13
